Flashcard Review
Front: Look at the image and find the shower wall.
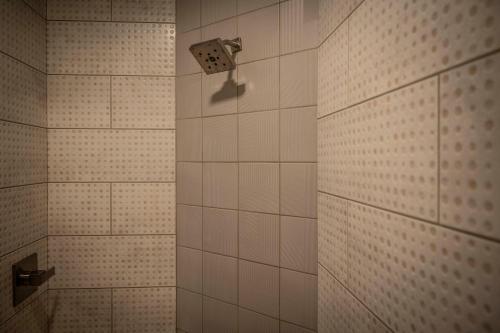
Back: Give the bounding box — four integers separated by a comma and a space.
45, 0, 176, 332
176, 0, 318, 332
0, 0, 48, 332
317, 0, 500, 332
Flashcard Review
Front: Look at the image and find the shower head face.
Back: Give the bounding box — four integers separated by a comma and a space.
189, 38, 236, 75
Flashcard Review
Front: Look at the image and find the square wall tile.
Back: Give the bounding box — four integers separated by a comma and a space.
177, 162, 202, 205
177, 0, 201, 32
280, 216, 317, 274
239, 163, 279, 214
48, 0, 111, 20
239, 308, 279, 333
239, 211, 279, 266
176, 29, 201, 76
201, 0, 237, 25
203, 252, 238, 303
280, 106, 317, 162
203, 297, 238, 333
177, 118, 202, 161
318, 0, 361, 43
237, 0, 278, 15
48, 289, 111, 333
239, 260, 279, 317
239, 110, 279, 161
280, 269, 317, 330
280, 49, 318, 108
237, 58, 279, 113
177, 204, 203, 249
280, 163, 317, 218
49, 183, 110, 236
112, 0, 175, 22
203, 163, 238, 209
177, 288, 202, 333
280, 0, 319, 54
202, 71, 237, 117
203, 207, 238, 256
176, 73, 202, 120
112, 183, 175, 234
203, 115, 238, 161
237, 5, 279, 63
201, 17, 237, 40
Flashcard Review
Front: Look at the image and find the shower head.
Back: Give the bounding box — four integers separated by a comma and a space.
189, 37, 242, 75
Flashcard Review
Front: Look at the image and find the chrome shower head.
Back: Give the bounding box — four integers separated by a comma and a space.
189, 37, 242, 75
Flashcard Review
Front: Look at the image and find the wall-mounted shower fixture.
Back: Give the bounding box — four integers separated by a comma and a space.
12, 253, 55, 306
190, 37, 242, 74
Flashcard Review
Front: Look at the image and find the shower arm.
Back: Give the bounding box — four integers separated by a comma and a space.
222, 38, 242, 54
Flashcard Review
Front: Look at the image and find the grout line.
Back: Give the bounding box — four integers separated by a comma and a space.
110, 183, 113, 235
0, 118, 47, 129
0, 236, 47, 259
47, 73, 176, 78
436, 74, 441, 225
0, 49, 46, 75
47, 19, 176, 25
48, 233, 177, 237
22, 0, 46, 20
47, 127, 176, 130
0, 182, 47, 190
109, 76, 113, 128
46, 181, 176, 184
49, 286, 177, 290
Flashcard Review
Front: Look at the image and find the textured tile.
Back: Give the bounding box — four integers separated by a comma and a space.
177, 204, 203, 249
177, 29, 201, 76
47, 0, 111, 20
318, 78, 438, 220
0, 184, 47, 256
24, 0, 47, 18
203, 163, 238, 209
237, 0, 277, 14
280, 49, 318, 108
279, 321, 315, 333
280, 0, 318, 54
239, 260, 279, 317
48, 289, 111, 333
237, 5, 279, 63
48, 183, 110, 235
177, 162, 202, 205
318, 0, 361, 43
348, 202, 500, 333
201, 16, 237, 41
203, 115, 238, 161
202, 71, 237, 117
177, 288, 202, 333
0, 292, 47, 333
239, 308, 278, 333
48, 235, 175, 288
239, 110, 279, 161
113, 287, 176, 333
239, 211, 279, 266
176, 73, 202, 120
176, 0, 201, 32
177, 118, 202, 161
239, 163, 279, 214
440, 53, 500, 240
201, 0, 237, 25
0, 54, 46, 127
112, 0, 175, 22
203, 207, 238, 256
48, 129, 175, 182
280, 163, 317, 218
112, 76, 175, 129
48, 75, 110, 128
203, 296, 238, 333
280, 216, 317, 274
203, 252, 238, 303
280, 106, 317, 162
112, 183, 175, 234
237, 58, 279, 113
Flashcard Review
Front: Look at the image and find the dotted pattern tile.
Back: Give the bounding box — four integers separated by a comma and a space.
47, 22, 175, 75
112, 76, 175, 129
48, 235, 176, 288
48, 129, 175, 182
113, 287, 176, 333
112, 0, 175, 23
0, 0, 46, 72
48, 75, 111, 128
112, 183, 175, 234
0, 238, 47, 324
0, 121, 47, 187
0, 184, 47, 256
318, 78, 438, 220
318, 192, 347, 284
318, 0, 361, 43
318, 22, 348, 118
47, 0, 111, 21
0, 292, 47, 333
440, 53, 500, 240
349, 0, 500, 104
348, 202, 500, 333
48, 289, 111, 333
24, 0, 47, 18
48, 183, 110, 235
0, 53, 47, 127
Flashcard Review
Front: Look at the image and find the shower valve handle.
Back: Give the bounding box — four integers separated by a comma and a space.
16, 267, 55, 286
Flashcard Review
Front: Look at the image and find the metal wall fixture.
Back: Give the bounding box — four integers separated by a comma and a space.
189, 37, 242, 74
12, 253, 55, 306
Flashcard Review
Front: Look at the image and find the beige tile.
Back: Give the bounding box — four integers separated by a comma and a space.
24, 0, 47, 18
239, 211, 279, 266
48, 0, 111, 20
237, 5, 279, 63
203, 163, 238, 209
239, 163, 279, 214
239, 110, 279, 161
203, 207, 238, 256
440, 54, 500, 240
177, 288, 202, 333
237, 58, 279, 113
112, 183, 175, 234
48, 75, 110, 128
202, 71, 237, 117
239, 308, 279, 333
48, 235, 175, 288
239, 260, 279, 317
280, 0, 318, 54
201, 0, 237, 25
280, 106, 317, 162
280, 216, 317, 274
177, 204, 203, 249
177, 162, 202, 205
203, 252, 238, 303
280, 321, 316, 333
177, 246, 203, 293
176, 73, 202, 120
201, 17, 237, 41
112, 0, 175, 22
317, 265, 349, 333
280, 163, 317, 218
177, 118, 202, 161
203, 115, 238, 161
177, 29, 202, 76
237, 0, 277, 14
280, 49, 317, 108
48, 183, 110, 236
280, 269, 317, 330
1, 292, 47, 333
176, 0, 201, 32
203, 297, 238, 333
112, 76, 175, 129
48, 289, 111, 333
318, 0, 361, 43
